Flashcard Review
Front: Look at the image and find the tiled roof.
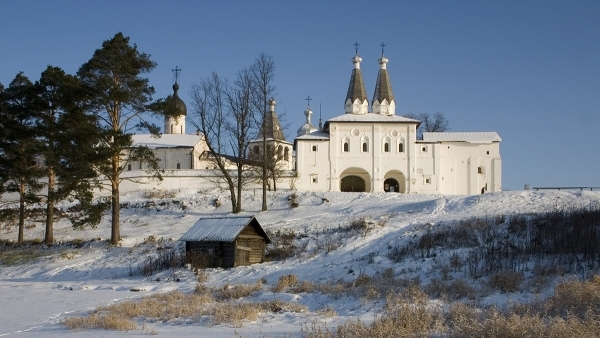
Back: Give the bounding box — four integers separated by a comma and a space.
422, 132, 502, 144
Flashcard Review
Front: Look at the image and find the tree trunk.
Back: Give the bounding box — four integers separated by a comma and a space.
261, 138, 267, 211
45, 169, 55, 244
110, 177, 120, 245
236, 167, 243, 213
18, 180, 25, 244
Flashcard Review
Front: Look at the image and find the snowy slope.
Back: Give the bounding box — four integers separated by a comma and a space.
1, 189, 599, 337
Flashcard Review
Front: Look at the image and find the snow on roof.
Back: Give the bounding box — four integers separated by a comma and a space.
179, 216, 270, 243
131, 134, 203, 149
295, 131, 330, 140
422, 132, 502, 144
326, 113, 420, 124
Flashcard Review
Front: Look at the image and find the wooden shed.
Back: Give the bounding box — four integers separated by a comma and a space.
179, 216, 271, 268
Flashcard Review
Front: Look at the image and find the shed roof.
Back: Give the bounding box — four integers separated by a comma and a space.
131, 134, 203, 149
179, 216, 271, 243
422, 132, 502, 144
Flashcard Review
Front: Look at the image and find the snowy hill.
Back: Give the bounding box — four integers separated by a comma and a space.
1, 189, 600, 337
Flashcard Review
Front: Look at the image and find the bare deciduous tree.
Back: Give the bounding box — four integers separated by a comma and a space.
189, 70, 256, 213
406, 112, 450, 139
250, 53, 276, 211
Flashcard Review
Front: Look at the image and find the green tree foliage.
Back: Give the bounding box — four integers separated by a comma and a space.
34, 66, 108, 243
77, 32, 162, 245
0, 73, 44, 244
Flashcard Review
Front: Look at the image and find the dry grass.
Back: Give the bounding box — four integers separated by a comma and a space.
0, 248, 46, 266
216, 281, 263, 300
273, 274, 299, 292
63, 282, 308, 331
302, 275, 600, 338
62, 314, 137, 331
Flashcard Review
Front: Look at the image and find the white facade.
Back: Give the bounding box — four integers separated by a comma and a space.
293, 53, 502, 195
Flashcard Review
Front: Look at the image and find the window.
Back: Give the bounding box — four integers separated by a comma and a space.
284, 147, 290, 160
176, 163, 181, 169
384, 143, 389, 152
425, 178, 431, 184
421, 145, 428, 153
398, 143, 404, 153
277, 145, 283, 158
478, 166, 485, 174
362, 142, 368, 152
253, 145, 260, 159
311, 175, 318, 184
312, 145, 318, 152
343, 142, 349, 152
127, 164, 131, 171
487, 151, 490, 155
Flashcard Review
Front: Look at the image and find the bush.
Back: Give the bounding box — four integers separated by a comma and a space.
489, 271, 522, 293
273, 274, 298, 292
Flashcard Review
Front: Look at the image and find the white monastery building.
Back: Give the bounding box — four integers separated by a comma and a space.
125, 52, 501, 195
293, 52, 501, 194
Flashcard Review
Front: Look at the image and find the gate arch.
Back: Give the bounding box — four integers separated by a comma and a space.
384, 170, 406, 193
340, 167, 371, 192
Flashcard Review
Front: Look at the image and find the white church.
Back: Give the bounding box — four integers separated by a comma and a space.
127, 52, 502, 195
292, 52, 502, 194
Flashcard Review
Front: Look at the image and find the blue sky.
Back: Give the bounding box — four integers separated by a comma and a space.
1, 1, 599, 190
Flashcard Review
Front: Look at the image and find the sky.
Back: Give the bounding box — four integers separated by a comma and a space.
1, 0, 599, 191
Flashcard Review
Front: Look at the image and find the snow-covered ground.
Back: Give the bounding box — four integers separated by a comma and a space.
1, 189, 599, 337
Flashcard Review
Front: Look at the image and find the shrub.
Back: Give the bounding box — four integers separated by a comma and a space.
216, 281, 263, 300
489, 271, 522, 293
273, 274, 298, 292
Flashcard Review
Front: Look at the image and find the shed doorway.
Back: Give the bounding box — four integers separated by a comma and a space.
341, 176, 366, 192
384, 178, 399, 192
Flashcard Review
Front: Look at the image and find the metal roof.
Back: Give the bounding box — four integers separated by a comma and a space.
179, 216, 270, 243
326, 113, 420, 124
422, 132, 502, 144
131, 134, 203, 149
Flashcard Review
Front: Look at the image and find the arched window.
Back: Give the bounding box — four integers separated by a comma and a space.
284, 147, 290, 161
127, 164, 131, 171
312, 145, 317, 152
398, 143, 404, 153
176, 163, 181, 169
343, 142, 349, 152
277, 145, 283, 158
384, 143, 389, 152
361, 136, 369, 153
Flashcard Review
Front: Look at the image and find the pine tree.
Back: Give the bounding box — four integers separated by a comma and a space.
77, 32, 161, 245
0, 73, 44, 244
35, 66, 107, 244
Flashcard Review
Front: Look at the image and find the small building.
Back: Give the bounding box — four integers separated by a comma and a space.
179, 216, 271, 268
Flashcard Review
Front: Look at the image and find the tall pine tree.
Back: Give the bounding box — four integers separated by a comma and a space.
77, 32, 161, 245
35, 66, 106, 244
0, 73, 44, 244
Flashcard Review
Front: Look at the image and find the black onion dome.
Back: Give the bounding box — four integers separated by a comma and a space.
172, 83, 187, 116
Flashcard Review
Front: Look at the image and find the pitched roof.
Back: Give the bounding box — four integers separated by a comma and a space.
372, 60, 394, 104
324, 113, 419, 130
295, 131, 330, 141
422, 132, 502, 144
179, 216, 271, 243
131, 134, 203, 149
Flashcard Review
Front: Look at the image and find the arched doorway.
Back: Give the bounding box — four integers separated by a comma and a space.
341, 176, 366, 192
384, 170, 407, 193
384, 178, 399, 192
340, 167, 371, 192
